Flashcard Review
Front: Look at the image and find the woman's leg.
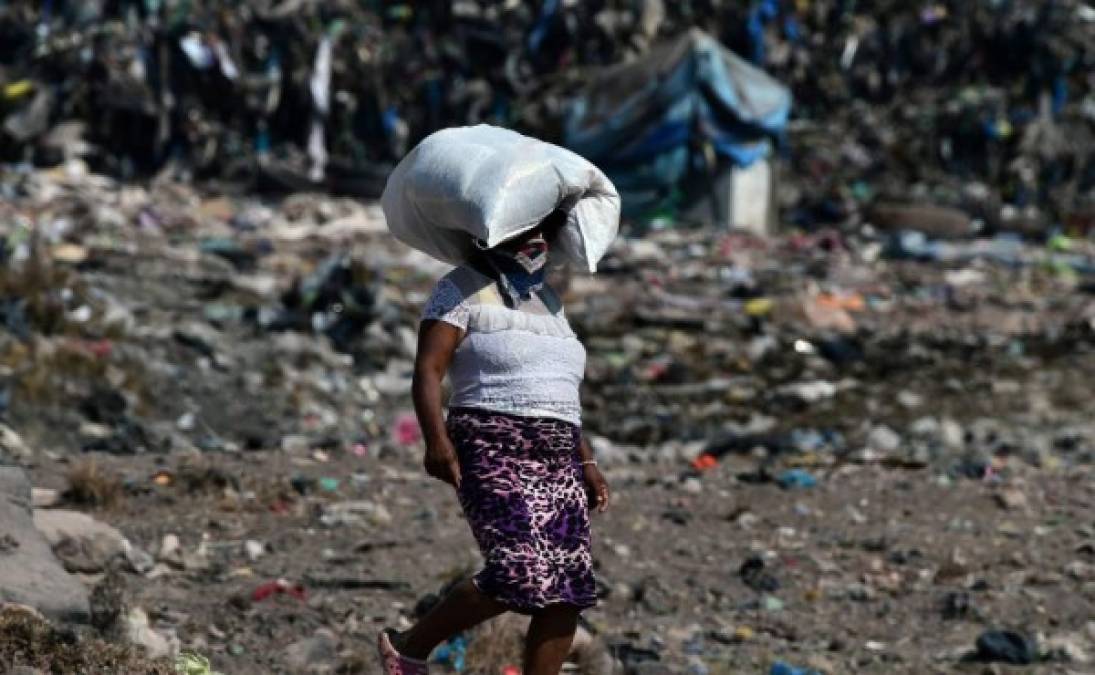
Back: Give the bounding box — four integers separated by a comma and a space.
395, 578, 506, 660
524, 604, 580, 675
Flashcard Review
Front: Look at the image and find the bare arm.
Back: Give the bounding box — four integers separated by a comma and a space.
578, 434, 610, 513
412, 319, 464, 487
576, 435, 595, 463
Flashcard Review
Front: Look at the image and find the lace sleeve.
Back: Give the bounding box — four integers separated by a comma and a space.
421, 278, 471, 330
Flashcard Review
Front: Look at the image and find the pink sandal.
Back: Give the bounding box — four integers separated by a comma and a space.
377, 629, 429, 675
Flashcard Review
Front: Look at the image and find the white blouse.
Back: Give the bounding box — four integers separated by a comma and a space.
421, 266, 586, 426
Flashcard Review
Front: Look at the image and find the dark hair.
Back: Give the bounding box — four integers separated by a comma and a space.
539, 209, 568, 242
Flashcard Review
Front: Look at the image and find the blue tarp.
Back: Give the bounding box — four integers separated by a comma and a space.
564, 29, 792, 217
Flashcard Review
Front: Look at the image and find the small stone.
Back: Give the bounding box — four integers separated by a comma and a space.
125, 606, 179, 659
867, 425, 901, 454
681, 477, 703, 494
1024, 570, 1063, 586
0, 424, 34, 460
123, 540, 155, 575
897, 390, 923, 408
1065, 561, 1095, 582
902, 442, 932, 467
805, 655, 838, 674
941, 591, 971, 620
739, 556, 780, 592
846, 582, 876, 602
245, 540, 265, 561
612, 582, 634, 601
736, 512, 759, 529
78, 422, 114, 440
1044, 634, 1090, 664
975, 630, 1039, 665
637, 576, 678, 616
994, 488, 1029, 511
940, 418, 965, 450
909, 417, 940, 437
280, 435, 311, 453
762, 595, 784, 612
31, 488, 60, 508
780, 380, 837, 403
158, 534, 184, 569
320, 500, 392, 527
183, 550, 210, 572
285, 628, 339, 673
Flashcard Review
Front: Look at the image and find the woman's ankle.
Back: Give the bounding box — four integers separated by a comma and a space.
394, 630, 433, 661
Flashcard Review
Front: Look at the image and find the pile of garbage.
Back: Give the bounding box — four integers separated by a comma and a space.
2, 0, 1092, 226
2, 153, 1091, 465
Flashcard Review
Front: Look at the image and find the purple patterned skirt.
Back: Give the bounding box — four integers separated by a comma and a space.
446, 407, 597, 614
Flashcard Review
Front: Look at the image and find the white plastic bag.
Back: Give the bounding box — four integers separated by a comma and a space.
381, 125, 620, 273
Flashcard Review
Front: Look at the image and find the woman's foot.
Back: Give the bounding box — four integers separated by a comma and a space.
378, 629, 429, 675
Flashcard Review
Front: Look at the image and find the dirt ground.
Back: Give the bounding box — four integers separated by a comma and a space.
22, 348, 1095, 674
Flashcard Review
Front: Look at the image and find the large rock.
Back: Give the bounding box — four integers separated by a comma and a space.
33, 509, 127, 574
0, 468, 90, 622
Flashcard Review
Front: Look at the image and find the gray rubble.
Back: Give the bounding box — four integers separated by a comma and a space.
0, 467, 90, 623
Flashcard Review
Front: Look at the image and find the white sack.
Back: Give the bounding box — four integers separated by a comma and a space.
381, 125, 620, 273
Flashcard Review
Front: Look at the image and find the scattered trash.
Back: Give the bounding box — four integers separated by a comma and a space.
739, 556, 781, 593
124, 606, 180, 660
762, 595, 785, 612
176, 652, 223, 675
972, 630, 1040, 665
770, 662, 821, 675
776, 469, 818, 490
432, 634, 468, 672
251, 579, 307, 604
391, 413, 423, 447
244, 540, 265, 563
0, 3, 1092, 673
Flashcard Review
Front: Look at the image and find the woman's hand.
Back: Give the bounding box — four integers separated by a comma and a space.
583, 463, 610, 513
424, 436, 462, 489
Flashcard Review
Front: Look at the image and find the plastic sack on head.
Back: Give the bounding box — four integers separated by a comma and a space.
381, 125, 620, 273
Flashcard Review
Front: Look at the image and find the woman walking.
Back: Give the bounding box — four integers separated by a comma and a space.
377, 211, 611, 675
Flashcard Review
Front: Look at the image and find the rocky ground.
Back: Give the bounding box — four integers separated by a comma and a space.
1, 164, 1094, 674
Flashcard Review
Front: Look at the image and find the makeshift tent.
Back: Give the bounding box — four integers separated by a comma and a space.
564, 29, 792, 220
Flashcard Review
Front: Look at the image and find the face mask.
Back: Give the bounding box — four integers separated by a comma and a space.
498, 236, 548, 274
481, 235, 549, 304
